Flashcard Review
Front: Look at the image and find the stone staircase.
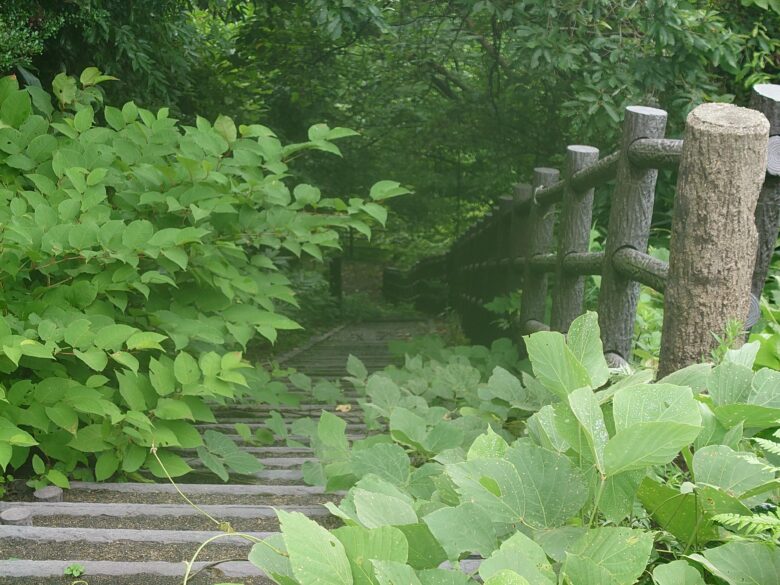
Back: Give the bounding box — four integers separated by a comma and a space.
0, 321, 428, 584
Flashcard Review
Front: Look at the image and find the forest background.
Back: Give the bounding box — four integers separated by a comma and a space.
4, 0, 779, 271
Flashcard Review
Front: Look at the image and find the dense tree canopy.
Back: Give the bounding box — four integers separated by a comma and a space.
2, 0, 779, 256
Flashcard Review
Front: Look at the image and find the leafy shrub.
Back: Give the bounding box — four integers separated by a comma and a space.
0, 68, 404, 487
253, 312, 780, 584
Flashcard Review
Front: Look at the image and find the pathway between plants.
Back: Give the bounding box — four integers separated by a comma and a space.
0, 320, 430, 584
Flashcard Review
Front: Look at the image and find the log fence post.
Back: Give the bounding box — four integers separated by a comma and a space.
551, 146, 600, 332
658, 103, 770, 376
519, 168, 559, 333
597, 106, 668, 366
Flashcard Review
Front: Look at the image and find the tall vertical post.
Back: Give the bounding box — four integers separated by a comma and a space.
519, 168, 559, 334
506, 184, 532, 294
551, 146, 600, 332
750, 84, 780, 298
598, 106, 668, 366
659, 104, 769, 376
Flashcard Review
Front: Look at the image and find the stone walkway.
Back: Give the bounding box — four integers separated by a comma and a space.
0, 320, 430, 584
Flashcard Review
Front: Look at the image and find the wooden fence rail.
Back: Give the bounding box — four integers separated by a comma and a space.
384, 84, 780, 375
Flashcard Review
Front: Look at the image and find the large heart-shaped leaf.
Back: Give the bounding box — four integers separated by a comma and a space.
689, 541, 780, 585
561, 527, 653, 585
279, 509, 353, 585
447, 442, 588, 532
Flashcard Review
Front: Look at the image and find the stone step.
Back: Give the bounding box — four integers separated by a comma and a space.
0, 525, 273, 563
64, 482, 337, 506
181, 466, 304, 484
0, 559, 270, 584
196, 422, 367, 432
0, 502, 334, 532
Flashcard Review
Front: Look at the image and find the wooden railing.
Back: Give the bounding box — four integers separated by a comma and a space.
383, 256, 448, 313
385, 85, 780, 375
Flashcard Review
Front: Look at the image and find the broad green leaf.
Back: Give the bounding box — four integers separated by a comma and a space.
533, 527, 587, 563
423, 421, 464, 455
566, 312, 609, 389
527, 405, 570, 452
483, 571, 531, 585
479, 531, 555, 585
347, 354, 368, 380
249, 534, 296, 584
598, 470, 645, 523
352, 443, 411, 486
154, 398, 194, 420
658, 363, 711, 392
418, 569, 473, 585
524, 331, 591, 398
354, 488, 418, 528
149, 357, 176, 396
652, 560, 706, 585
467, 427, 509, 460
45, 404, 79, 434
222, 449, 263, 475
362, 202, 388, 225
279, 509, 353, 585
80, 67, 117, 86
396, 523, 448, 570
566, 386, 608, 473
145, 449, 192, 478
0, 443, 12, 471
1, 90, 32, 127
689, 541, 780, 585
317, 410, 347, 453
708, 361, 754, 406
112, 351, 140, 373
214, 114, 237, 144
604, 384, 701, 475
447, 442, 588, 531
73, 106, 94, 133
561, 527, 653, 585
197, 446, 228, 482
693, 445, 774, 499
174, 351, 200, 385
68, 424, 109, 452
95, 324, 137, 351
481, 366, 537, 410
604, 422, 702, 476
636, 478, 717, 546
74, 349, 108, 372
372, 560, 422, 585
125, 331, 167, 351
713, 403, 780, 430
390, 407, 428, 452
370, 180, 410, 201
423, 503, 497, 560
95, 451, 120, 481
612, 383, 701, 431
46, 469, 70, 489
334, 525, 408, 585
32, 454, 45, 475
104, 105, 125, 130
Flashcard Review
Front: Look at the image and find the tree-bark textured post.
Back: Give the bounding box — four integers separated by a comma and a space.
551, 146, 599, 332
750, 84, 780, 298
598, 106, 668, 366
507, 184, 532, 294
658, 103, 769, 377
519, 168, 559, 334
